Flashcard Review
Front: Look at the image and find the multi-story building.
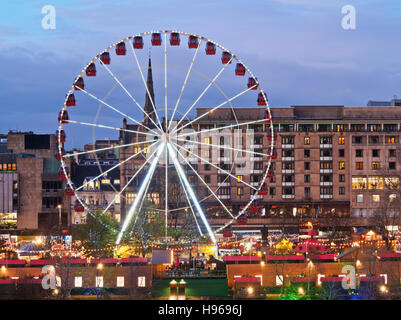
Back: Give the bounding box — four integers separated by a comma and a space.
70, 158, 121, 224
118, 78, 401, 235
0, 132, 70, 233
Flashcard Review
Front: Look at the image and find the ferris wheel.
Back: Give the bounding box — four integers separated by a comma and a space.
57, 30, 275, 246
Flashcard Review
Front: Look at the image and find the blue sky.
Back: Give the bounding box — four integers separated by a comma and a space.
1, 0, 401, 146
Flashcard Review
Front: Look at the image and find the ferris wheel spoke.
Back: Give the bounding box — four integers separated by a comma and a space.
171, 150, 204, 237
99, 59, 163, 133
102, 145, 160, 214
171, 56, 234, 133
173, 86, 253, 134
116, 143, 165, 245
164, 32, 168, 132
67, 119, 155, 137
75, 141, 157, 192
128, 41, 163, 130
63, 139, 155, 158
168, 39, 202, 131
164, 143, 168, 239
176, 118, 268, 138
171, 141, 257, 191
167, 143, 216, 244
175, 137, 269, 158
172, 143, 234, 219
74, 86, 159, 135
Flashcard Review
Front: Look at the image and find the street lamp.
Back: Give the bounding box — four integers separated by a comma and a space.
57, 204, 63, 243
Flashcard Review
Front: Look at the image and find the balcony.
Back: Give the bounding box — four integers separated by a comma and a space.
250, 156, 263, 161
320, 194, 333, 199
282, 144, 294, 149
250, 169, 263, 174
320, 169, 332, 174
320, 144, 332, 149
218, 182, 230, 187
320, 181, 333, 186
282, 156, 295, 161
250, 144, 263, 149
217, 157, 231, 162
251, 182, 261, 187
282, 194, 295, 199
218, 195, 230, 200
282, 182, 295, 186
320, 156, 332, 161
282, 169, 295, 174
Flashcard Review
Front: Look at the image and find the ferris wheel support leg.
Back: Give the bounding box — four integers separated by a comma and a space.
167, 143, 217, 249
116, 142, 164, 245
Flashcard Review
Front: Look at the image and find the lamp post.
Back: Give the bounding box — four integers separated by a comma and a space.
57, 204, 62, 242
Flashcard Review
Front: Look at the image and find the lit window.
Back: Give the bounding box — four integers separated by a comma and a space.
372, 162, 380, 170
114, 179, 120, 184
390, 194, 396, 202
237, 187, 243, 196
237, 175, 243, 182
117, 276, 124, 287
386, 136, 396, 144
101, 179, 111, 184
138, 276, 146, 287
275, 275, 284, 286
338, 137, 345, 145
372, 194, 380, 202
12, 164, 16, 171
143, 144, 149, 154
204, 137, 211, 144
356, 194, 364, 203
368, 177, 383, 190
356, 162, 363, 170
336, 124, 344, 132
96, 276, 103, 288
134, 146, 141, 153
339, 161, 345, 170
304, 137, 310, 145
74, 277, 82, 288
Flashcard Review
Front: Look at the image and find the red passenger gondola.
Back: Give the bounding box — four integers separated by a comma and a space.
267, 128, 277, 141
151, 33, 162, 46
238, 214, 248, 225
223, 225, 232, 237
205, 42, 216, 55
235, 63, 245, 76
170, 32, 180, 46
188, 35, 198, 48
116, 42, 126, 55
265, 165, 274, 178
267, 147, 277, 160
86, 63, 96, 77
65, 182, 74, 196
247, 77, 257, 90
264, 109, 271, 124
221, 51, 232, 64
74, 200, 85, 212
58, 110, 69, 124
257, 92, 268, 106
55, 147, 65, 161
258, 183, 268, 195
133, 36, 144, 49
75, 77, 84, 91
58, 165, 68, 179
56, 130, 66, 143
100, 52, 110, 65
66, 93, 76, 106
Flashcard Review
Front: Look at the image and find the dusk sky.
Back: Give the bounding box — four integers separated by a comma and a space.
1, 0, 401, 146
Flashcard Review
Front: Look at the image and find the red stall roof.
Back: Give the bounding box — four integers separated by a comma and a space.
0, 259, 26, 265
266, 255, 304, 261
120, 258, 147, 263
223, 256, 262, 262
234, 276, 261, 283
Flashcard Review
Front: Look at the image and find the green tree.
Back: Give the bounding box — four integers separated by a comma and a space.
72, 210, 119, 258
121, 200, 166, 257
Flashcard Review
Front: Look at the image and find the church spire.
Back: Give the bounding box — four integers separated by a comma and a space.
144, 56, 156, 127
